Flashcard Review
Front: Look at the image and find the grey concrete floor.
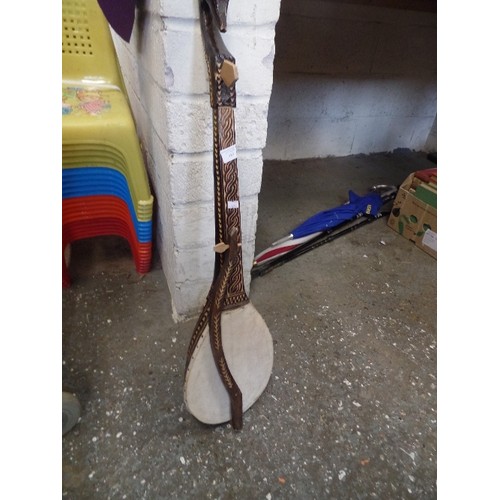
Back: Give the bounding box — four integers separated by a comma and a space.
62, 150, 437, 499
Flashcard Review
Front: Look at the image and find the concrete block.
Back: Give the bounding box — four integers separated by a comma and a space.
274, 14, 379, 76
161, 22, 276, 98
170, 254, 256, 320
372, 23, 437, 76
237, 152, 265, 198
165, 96, 213, 153
239, 195, 259, 248
117, 8, 169, 91
162, 21, 205, 95
168, 152, 214, 205
407, 116, 438, 151
264, 73, 436, 160
158, 0, 281, 26
167, 230, 256, 319
138, 82, 170, 145
264, 115, 357, 160
349, 116, 433, 154
165, 192, 258, 315
234, 99, 271, 151
157, 204, 177, 289
226, 1, 282, 26
168, 150, 263, 205
281, 0, 435, 27
166, 96, 270, 153
425, 115, 437, 152
170, 194, 258, 250
173, 244, 216, 283
170, 278, 212, 322
366, 78, 437, 118
171, 202, 215, 249
217, 26, 277, 97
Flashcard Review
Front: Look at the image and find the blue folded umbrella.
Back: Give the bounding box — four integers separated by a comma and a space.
62, 166, 152, 243
290, 190, 384, 239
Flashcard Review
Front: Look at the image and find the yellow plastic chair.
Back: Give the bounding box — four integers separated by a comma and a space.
62, 86, 153, 221
62, 0, 125, 89
62, 145, 153, 221
62, 0, 153, 221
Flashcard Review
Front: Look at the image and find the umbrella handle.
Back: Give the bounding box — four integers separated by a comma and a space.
271, 234, 293, 246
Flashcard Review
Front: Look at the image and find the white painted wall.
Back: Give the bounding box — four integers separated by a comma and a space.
111, 0, 281, 320
263, 0, 437, 160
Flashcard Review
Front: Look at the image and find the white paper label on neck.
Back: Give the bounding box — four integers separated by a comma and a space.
228, 200, 239, 209
220, 144, 237, 163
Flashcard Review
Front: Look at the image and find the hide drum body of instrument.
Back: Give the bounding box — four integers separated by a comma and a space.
184, 302, 273, 425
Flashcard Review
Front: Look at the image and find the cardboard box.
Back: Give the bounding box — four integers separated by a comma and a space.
387, 169, 437, 259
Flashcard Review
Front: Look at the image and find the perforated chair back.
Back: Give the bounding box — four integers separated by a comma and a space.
62, 0, 124, 88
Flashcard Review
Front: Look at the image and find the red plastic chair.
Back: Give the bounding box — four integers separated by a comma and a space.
62, 195, 152, 286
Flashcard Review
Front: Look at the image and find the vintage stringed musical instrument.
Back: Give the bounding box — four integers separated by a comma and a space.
183, 0, 273, 430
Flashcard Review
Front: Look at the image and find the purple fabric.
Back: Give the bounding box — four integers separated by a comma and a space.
97, 0, 136, 42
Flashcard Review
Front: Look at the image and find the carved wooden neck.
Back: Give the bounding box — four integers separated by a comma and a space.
200, 0, 248, 309
212, 106, 248, 309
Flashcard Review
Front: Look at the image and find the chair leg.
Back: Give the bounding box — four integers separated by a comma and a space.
62, 243, 71, 288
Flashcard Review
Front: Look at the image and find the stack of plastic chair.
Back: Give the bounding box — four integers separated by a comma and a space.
62, 0, 154, 287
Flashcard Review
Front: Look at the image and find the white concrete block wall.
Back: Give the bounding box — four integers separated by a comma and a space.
111, 0, 281, 320
263, 0, 437, 160
425, 115, 437, 152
